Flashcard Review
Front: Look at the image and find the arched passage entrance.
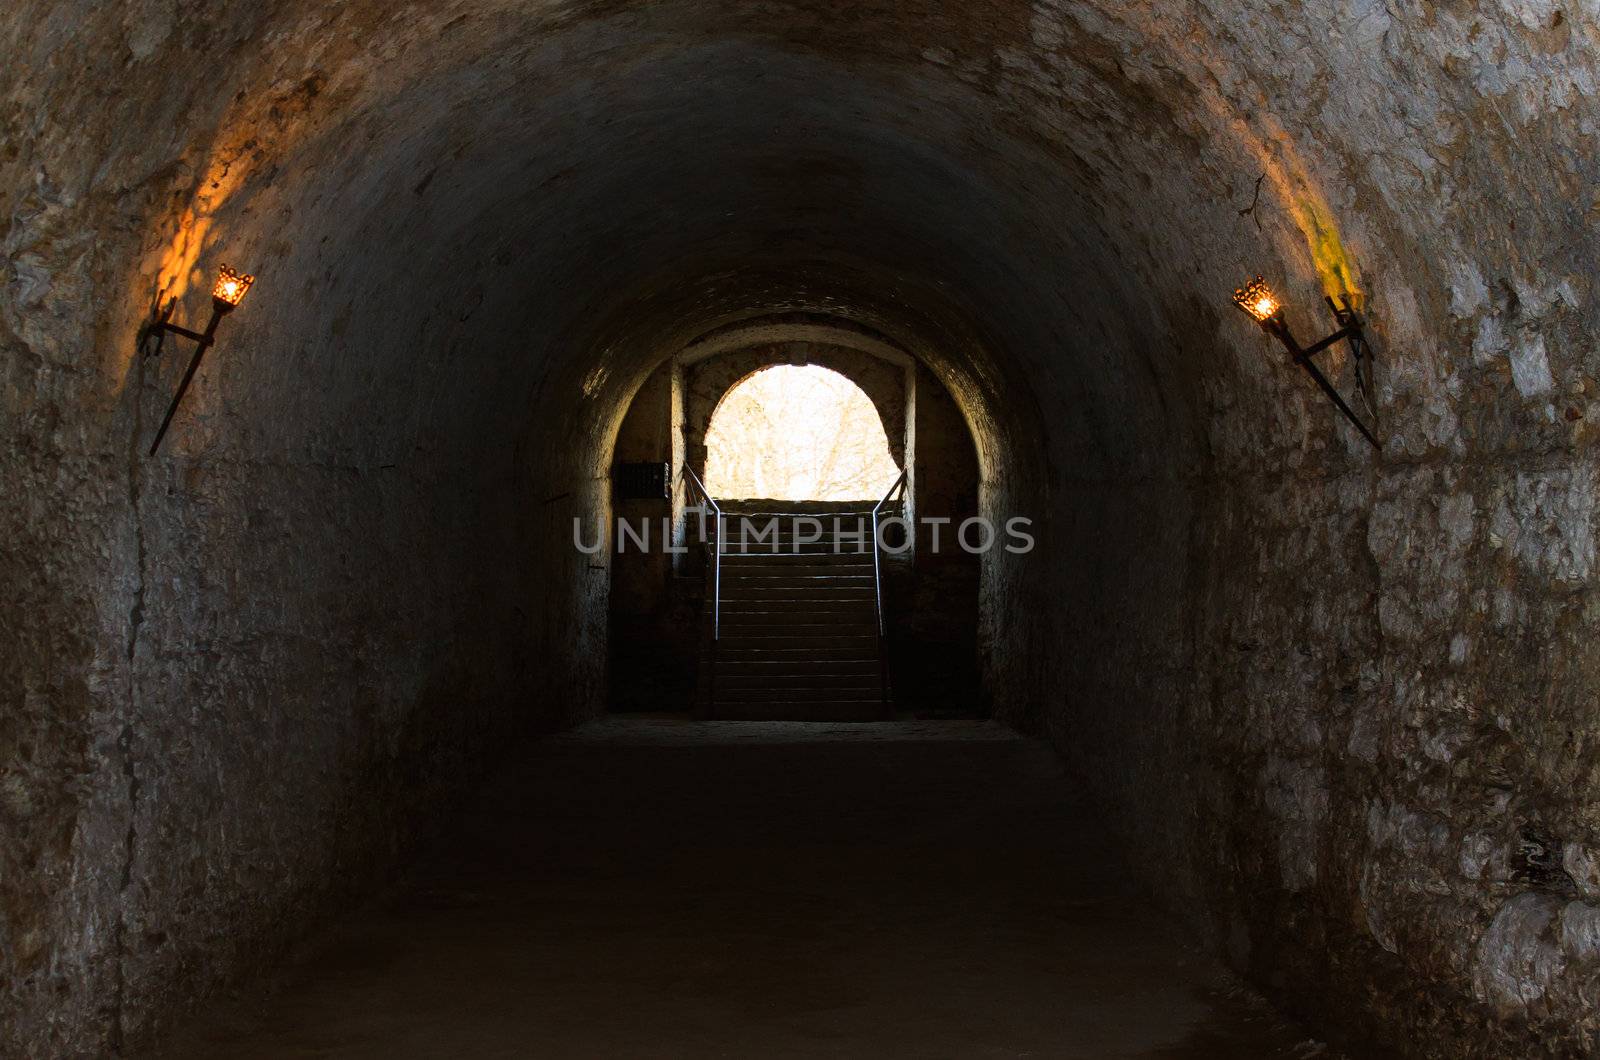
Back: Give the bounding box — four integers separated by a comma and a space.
704, 364, 900, 502
607, 328, 983, 719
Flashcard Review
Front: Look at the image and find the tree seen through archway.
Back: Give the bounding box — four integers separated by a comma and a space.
703, 365, 901, 501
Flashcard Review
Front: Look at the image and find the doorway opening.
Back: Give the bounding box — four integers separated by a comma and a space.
607, 333, 982, 719
703, 364, 901, 501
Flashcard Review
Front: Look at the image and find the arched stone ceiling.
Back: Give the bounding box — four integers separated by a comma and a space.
5, 2, 1600, 1054
18, 0, 1589, 489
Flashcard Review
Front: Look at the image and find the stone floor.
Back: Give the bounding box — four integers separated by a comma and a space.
158, 719, 1330, 1058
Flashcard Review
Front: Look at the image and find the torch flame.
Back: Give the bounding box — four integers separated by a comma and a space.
211, 265, 254, 307
1232, 277, 1281, 323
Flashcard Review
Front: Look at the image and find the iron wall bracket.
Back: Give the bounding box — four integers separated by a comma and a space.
141, 296, 235, 455
1258, 295, 1381, 450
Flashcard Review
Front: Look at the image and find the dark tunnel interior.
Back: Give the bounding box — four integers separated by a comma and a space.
5, 1, 1600, 1055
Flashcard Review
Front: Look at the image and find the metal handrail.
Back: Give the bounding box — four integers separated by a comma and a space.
870, 470, 908, 638
681, 465, 723, 640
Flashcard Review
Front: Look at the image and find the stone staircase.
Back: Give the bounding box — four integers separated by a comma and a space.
693, 502, 890, 721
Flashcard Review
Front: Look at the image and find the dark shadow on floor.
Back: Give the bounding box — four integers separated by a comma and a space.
156, 719, 1333, 1059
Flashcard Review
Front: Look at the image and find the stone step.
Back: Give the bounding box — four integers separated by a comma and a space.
694, 541, 883, 547
694, 512, 891, 715
714, 643, 877, 658
711, 654, 878, 667
720, 624, 876, 640
717, 623, 878, 638
717, 614, 877, 625
716, 685, 882, 701
715, 673, 882, 690
721, 559, 875, 574
715, 644, 879, 659
721, 573, 874, 585
713, 658, 880, 676
703, 524, 878, 535
712, 658, 883, 672
714, 509, 877, 519
688, 531, 877, 544
700, 547, 876, 557
684, 531, 876, 541
719, 629, 877, 642
721, 586, 875, 601
708, 700, 888, 722
720, 602, 876, 618
721, 569, 874, 581
726, 550, 876, 570
720, 591, 874, 602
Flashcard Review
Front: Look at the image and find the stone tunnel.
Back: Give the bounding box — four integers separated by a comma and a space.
4, 1, 1600, 1056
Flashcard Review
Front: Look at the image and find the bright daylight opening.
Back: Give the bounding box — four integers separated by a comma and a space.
703, 365, 901, 501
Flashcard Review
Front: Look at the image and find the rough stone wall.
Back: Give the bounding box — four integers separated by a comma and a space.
4, 0, 1600, 1055
2, 232, 590, 1055
610, 360, 676, 618
891, 362, 983, 716
1042, 454, 1600, 1057
608, 361, 694, 711
3, 3, 616, 1050
1009, 2, 1600, 1048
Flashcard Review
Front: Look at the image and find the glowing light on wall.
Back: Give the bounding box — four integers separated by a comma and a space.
1230, 277, 1380, 450
141, 264, 258, 455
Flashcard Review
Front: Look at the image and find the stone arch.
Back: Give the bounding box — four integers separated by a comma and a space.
699, 362, 902, 501
686, 343, 910, 484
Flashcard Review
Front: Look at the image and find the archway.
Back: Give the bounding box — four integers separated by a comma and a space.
607, 335, 984, 720
703, 364, 900, 502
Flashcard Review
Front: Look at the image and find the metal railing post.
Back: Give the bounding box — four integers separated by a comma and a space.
871, 471, 908, 712
681, 465, 723, 640
681, 465, 724, 716
870, 470, 907, 637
